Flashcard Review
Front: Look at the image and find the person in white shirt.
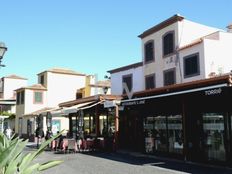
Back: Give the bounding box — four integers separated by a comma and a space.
6, 127, 12, 139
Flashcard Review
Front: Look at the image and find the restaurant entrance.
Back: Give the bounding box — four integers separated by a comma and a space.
119, 108, 144, 151
186, 111, 227, 163
185, 89, 231, 164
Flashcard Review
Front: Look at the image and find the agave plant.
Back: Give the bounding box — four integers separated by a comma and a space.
0, 132, 63, 174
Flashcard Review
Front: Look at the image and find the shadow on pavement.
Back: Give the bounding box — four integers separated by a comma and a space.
82, 151, 232, 174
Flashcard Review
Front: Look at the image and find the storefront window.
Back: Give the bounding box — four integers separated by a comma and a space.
154, 116, 168, 152
71, 119, 78, 137
84, 115, 90, 134
99, 115, 107, 136
81, 114, 95, 136
167, 115, 183, 154
52, 120, 61, 135
144, 114, 183, 154
108, 110, 115, 135
89, 115, 94, 134
202, 113, 225, 161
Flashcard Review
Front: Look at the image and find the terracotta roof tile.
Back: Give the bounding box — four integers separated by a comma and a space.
38, 68, 86, 76
15, 84, 47, 91
108, 62, 143, 74
138, 14, 184, 39
4, 74, 27, 80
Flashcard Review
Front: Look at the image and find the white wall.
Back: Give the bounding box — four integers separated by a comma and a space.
204, 32, 232, 76
46, 72, 86, 107
141, 22, 179, 62
15, 89, 47, 134
3, 78, 27, 99
24, 89, 47, 114
178, 19, 221, 47
15, 103, 25, 133
90, 86, 111, 95
141, 22, 179, 87
110, 66, 143, 95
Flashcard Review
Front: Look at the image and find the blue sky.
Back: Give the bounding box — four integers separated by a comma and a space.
0, 0, 231, 84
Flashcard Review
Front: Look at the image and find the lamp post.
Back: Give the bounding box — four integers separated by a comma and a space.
103, 86, 109, 95
0, 42, 7, 67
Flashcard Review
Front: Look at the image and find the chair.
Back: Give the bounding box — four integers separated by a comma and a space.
81, 140, 87, 152
67, 139, 77, 153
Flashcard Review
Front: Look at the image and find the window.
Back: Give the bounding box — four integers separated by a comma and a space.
163, 31, 174, 56
145, 74, 155, 90
20, 91, 25, 104
16, 91, 25, 105
16, 92, 20, 105
144, 41, 154, 63
34, 91, 43, 104
184, 53, 200, 78
76, 92, 82, 99
122, 74, 132, 94
202, 113, 225, 161
144, 114, 183, 154
39, 75, 44, 85
164, 68, 176, 86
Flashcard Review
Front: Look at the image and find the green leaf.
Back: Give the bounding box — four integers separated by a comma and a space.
10, 139, 28, 162
18, 153, 32, 172
0, 140, 18, 168
23, 163, 40, 174
4, 159, 18, 174
38, 160, 63, 171
0, 131, 63, 174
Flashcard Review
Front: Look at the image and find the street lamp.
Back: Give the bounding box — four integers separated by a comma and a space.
0, 42, 7, 67
103, 86, 109, 95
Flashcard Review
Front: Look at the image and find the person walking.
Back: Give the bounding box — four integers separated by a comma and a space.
35, 127, 44, 148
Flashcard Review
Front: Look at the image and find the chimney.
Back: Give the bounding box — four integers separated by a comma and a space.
227, 23, 232, 33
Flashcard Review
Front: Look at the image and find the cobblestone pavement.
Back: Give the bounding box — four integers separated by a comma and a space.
26, 147, 232, 174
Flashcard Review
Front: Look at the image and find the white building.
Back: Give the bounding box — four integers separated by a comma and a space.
37, 68, 86, 107
15, 84, 47, 136
108, 14, 232, 94
0, 74, 28, 100
15, 68, 111, 139
15, 68, 87, 138
0, 75, 28, 131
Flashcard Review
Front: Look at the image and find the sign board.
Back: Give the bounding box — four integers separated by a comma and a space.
122, 99, 145, 106
118, 106, 124, 111
204, 88, 222, 96
104, 100, 116, 108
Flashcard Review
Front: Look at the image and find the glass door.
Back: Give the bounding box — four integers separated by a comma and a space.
202, 113, 226, 161
167, 115, 183, 154
144, 117, 155, 153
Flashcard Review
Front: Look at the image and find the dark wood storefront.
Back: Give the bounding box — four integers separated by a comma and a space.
119, 75, 232, 166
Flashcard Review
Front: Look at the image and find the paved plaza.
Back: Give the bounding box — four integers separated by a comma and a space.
24, 146, 232, 174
